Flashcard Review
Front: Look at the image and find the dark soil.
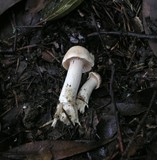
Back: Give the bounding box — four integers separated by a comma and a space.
0, 0, 157, 159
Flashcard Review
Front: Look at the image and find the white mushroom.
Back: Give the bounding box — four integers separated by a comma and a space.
76, 72, 101, 113
52, 46, 94, 127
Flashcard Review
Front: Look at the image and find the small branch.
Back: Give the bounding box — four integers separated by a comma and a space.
91, 9, 124, 153
16, 44, 38, 51
88, 31, 157, 40
13, 90, 19, 108
110, 64, 124, 154
90, 13, 106, 51
121, 90, 157, 159
62, 108, 75, 128
15, 25, 43, 29
0, 49, 14, 54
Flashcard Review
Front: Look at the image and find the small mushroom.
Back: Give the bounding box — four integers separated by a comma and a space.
76, 72, 101, 113
52, 46, 94, 126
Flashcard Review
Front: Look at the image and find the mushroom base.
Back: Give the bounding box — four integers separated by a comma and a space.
52, 102, 80, 127
76, 99, 88, 113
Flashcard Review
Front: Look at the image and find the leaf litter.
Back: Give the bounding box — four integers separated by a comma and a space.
0, 0, 157, 159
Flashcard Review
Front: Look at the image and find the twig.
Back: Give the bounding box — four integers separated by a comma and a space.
13, 90, 19, 108
121, 90, 157, 159
27, 77, 36, 90
13, 29, 17, 52
110, 64, 124, 154
90, 13, 106, 51
0, 49, 14, 54
15, 25, 43, 29
91, 8, 124, 153
90, 11, 111, 60
46, 50, 60, 63
16, 44, 38, 51
10, 11, 17, 52
62, 108, 75, 128
87, 31, 157, 40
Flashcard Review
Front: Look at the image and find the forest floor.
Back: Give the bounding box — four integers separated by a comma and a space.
0, 0, 157, 159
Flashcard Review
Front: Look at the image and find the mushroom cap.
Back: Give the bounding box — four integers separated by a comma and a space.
62, 46, 94, 73
88, 72, 101, 89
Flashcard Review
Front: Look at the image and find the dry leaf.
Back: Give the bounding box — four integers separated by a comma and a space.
0, 0, 21, 16
143, 0, 157, 56
2, 139, 114, 160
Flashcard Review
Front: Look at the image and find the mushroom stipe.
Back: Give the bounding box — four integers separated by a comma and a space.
51, 46, 101, 127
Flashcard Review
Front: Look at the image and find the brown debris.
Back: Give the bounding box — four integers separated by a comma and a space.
0, 0, 157, 160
